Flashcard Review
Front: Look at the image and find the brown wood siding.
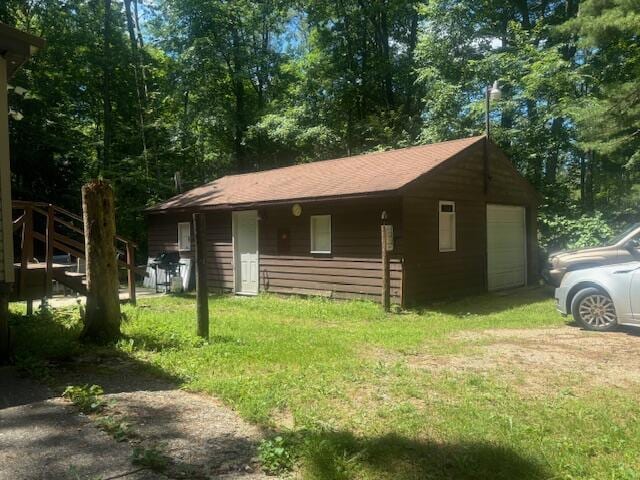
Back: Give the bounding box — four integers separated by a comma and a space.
401, 140, 538, 305
258, 199, 403, 303
147, 211, 234, 292
147, 198, 404, 303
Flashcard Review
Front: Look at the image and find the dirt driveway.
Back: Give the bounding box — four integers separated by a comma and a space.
410, 325, 640, 396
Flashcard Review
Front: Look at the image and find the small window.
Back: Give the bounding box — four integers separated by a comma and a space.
310, 215, 331, 253
178, 222, 191, 251
439, 201, 456, 252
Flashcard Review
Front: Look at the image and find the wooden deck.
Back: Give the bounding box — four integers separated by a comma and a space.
11, 263, 73, 302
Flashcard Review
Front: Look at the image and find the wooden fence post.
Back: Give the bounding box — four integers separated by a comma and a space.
381, 211, 391, 312
126, 242, 136, 305
194, 213, 209, 339
45, 204, 54, 297
81, 180, 121, 343
20, 205, 32, 307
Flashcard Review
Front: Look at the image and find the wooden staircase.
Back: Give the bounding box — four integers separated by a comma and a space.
11, 200, 137, 305
52, 270, 88, 296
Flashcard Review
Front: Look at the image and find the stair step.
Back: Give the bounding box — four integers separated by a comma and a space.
52, 269, 88, 295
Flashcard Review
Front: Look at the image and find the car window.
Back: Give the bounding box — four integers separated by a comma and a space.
609, 223, 640, 245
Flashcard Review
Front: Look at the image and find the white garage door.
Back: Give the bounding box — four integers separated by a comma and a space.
487, 204, 526, 291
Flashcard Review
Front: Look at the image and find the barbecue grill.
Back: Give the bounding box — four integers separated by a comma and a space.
150, 251, 184, 293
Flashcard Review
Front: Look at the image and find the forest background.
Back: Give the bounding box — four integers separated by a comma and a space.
2, 0, 638, 256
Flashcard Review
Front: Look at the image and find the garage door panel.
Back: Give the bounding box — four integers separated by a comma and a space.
490, 250, 525, 269
490, 268, 526, 290
487, 233, 525, 250
487, 205, 526, 291
487, 205, 523, 223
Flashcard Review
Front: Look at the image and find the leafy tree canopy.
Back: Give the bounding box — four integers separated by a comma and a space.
2, 0, 638, 252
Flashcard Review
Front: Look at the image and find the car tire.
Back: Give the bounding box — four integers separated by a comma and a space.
571, 287, 618, 331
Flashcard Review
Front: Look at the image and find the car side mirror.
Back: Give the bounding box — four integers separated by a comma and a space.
624, 239, 640, 255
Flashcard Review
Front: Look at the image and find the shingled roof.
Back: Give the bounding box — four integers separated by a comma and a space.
148, 136, 484, 212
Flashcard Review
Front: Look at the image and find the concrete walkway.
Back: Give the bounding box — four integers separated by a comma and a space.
0, 367, 164, 480
27, 286, 163, 310
0, 364, 268, 480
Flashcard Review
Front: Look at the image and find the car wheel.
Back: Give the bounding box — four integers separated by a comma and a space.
571, 287, 618, 331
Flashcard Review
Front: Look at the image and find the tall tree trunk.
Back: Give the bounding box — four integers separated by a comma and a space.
581, 151, 595, 212
378, 4, 394, 109
102, 0, 113, 173
404, 5, 419, 121
133, 0, 145, 49
367, 0, 394, 109
81, 180, 121, 343
545, 117, 563, 185
233, 79, 246, 171
526, 99, 543, 187
231, 29, 247, 172
124, 0, 150, 188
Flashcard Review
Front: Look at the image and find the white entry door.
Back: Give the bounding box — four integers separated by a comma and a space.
233, 210, 259, 295
487, 204, 526, 291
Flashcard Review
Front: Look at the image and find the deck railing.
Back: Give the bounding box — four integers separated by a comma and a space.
12, 200, 137, 304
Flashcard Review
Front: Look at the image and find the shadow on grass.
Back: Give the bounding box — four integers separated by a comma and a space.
7, 309, 183, 396
414, 286, 554, 317
8, 305, 552, 479
5, 309, 266, 479
299, 430, 548, 480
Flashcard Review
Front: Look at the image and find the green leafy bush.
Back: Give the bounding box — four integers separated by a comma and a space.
539, 211, 615, 252
62, 384, 105, 414
258, 436, 296, 475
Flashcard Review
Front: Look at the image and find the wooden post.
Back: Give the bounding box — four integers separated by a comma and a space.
81, 180, 121, 343
0, 58, 11, 361
381, 211, 390, 312
19, 206, 32, 300
45, 204, 54, 297
0, 284, 10, 362
126, 242, 136, 305
194, 213, 209, 339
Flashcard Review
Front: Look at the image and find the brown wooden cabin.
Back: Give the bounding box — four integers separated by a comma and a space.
146, 136, 539, 307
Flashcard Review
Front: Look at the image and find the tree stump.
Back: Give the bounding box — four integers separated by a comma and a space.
81, 180, 121, 343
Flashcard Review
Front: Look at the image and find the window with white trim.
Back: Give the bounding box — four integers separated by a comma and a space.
178, 222, 191, 251
439, 201, 456, 252
310, 215, 332, 253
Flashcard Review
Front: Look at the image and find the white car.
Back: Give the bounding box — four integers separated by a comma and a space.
555, 261, 640, 331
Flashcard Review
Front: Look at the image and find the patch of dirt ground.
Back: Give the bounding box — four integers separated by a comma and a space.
409, 326, 640, 396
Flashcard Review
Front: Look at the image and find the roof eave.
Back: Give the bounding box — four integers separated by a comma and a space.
0, 23, 46, 78
145, 189, 403, 215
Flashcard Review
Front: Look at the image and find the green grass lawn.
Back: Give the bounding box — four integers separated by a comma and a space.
11, 289, 640, 479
